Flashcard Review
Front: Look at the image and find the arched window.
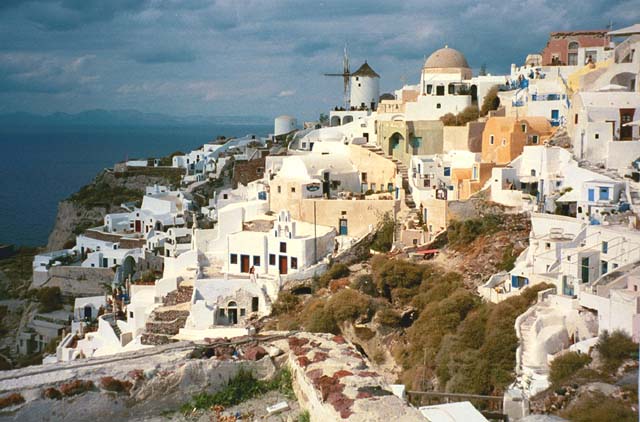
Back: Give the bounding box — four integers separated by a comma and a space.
227, 301, 237, 308
531, 169, 536, 177
568, 41, 579, 50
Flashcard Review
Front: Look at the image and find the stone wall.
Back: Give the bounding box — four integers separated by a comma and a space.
33, 266, 113, 296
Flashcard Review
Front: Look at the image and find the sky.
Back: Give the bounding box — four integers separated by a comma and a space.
0, 0, 637, 121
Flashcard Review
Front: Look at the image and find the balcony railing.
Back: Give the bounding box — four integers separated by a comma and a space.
531, 94, 561, 101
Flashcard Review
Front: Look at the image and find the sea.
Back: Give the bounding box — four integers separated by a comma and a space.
0, 124, 271, 247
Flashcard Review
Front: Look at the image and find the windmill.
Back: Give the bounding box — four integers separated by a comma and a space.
324, 44, 351, 109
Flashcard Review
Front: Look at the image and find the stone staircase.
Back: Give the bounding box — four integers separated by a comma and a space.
361, 144, 416, 210
140, 307, 190, 345
163, 285, 193, 306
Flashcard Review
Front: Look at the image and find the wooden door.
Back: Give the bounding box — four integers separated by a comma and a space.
620, 108, 635, 140
135, 220, 141, 232
279, 255, 288, 275
240, 255, 250, 273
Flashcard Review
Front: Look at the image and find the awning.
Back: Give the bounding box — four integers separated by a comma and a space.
557, 189, 579, 202
608, 24, 640, 37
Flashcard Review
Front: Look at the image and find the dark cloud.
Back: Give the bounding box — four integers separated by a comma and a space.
21, 0, 148, 31
131, 47, 197, 64
0, 0, 636, 118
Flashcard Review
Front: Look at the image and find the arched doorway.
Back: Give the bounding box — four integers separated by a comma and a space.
227, 301, 238, 325
122, 256, 136, 282
470, 85, 478, 105
610, 72, 636, 91
388, 132, 404, 158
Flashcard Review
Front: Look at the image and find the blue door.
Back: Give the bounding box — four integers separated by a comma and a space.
588, 189, 595, 202
339, 219, 348, 235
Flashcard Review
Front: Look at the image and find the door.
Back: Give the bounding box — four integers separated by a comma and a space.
339, 219, 348, 235
228, 308, 238, 325
279, 255, 288, 275
581, 257, 590, 283
135, 220, 141, 232
620, 108, 635, 140
84, 306, 92, 319
588, 189, 595, 202
240, 255, 250, 273
322, 172, 330, 197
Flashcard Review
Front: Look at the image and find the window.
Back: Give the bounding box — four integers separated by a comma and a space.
436, 103, 441, 109
443, 167, 451, 177
291, 187, 296, 193
291, 257, 298, 269
545, 242, 551, 250
602, 241, 608, 254
490, 135, 494, 145
253, 256, 260, 266
448, 84, 455, 94
574, 114, 578, 124
230, 254, 238, 264
362, 172, 367, 183
601, 260, 608, 275
502, 139, 507, 146
521, 123, 527, 133
532, 135, 539, 144
252, 297, 259, 312
277, 186, 281, 193
129, 311, 134, 318
599, 187, 609, 200
595, 133, 599, 139
568, 41, 579, 50
269, 254, 275, 265
240, 309, 246, 317
472, 166, 478, 180
280, 242, 287, 253
436, 85, 445, 96
426, 84, 433, 94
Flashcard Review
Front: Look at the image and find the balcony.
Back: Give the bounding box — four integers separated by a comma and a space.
531, 93, 561, 101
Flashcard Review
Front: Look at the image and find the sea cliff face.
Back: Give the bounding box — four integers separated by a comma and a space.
45, 169, 185, 251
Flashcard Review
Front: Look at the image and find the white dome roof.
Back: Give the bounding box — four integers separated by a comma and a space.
424, 46, 470, 69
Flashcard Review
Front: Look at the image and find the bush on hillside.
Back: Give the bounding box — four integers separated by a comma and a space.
376, 308, 401, 327
596, 330, 638, 373
303, 299, 338, 334
440, 106, 479, 126
32, 287, 63, 313
561, 392, 638, 422
549, 352, 592, 386
326, 289, 372, 322
271, 292, 300, 316
350, 274, 378, 297
370, 212, 395, 252
372, 256, 425, 298
446, 215, 502, 249
480, 86, 500, 116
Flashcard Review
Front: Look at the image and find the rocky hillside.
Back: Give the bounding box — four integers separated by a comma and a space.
46, 168, 184, 251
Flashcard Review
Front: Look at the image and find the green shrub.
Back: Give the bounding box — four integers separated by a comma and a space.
440, 106, 479, 126
371, 212, 395, 252
446, 215, 502, 249
326, 263, 350, 280
549, 352, 592, 386
376, 308, 401, 327
303, 299, 338, 334
271, 292, 300, 316
32, 287, 63, 313
181, 367, 294, 413
480, 86, 500, 116
350, 274, 378, 297
597, 330, 638, 372
326, 289, 371, 322
298, 410, 311, 422
561, 392, 638, 422
372, 256, 425, 298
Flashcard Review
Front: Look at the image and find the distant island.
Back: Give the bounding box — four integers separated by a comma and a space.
0, 109, 271, 128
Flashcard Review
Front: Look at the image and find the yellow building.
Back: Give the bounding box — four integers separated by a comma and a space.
481, 117, 554, 165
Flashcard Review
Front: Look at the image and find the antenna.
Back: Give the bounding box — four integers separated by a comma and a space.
324, 42, 351, 109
